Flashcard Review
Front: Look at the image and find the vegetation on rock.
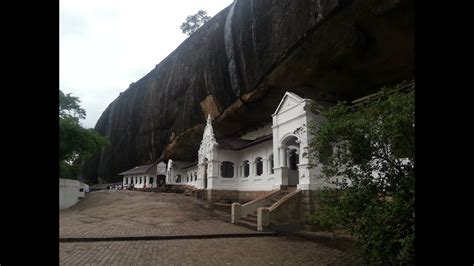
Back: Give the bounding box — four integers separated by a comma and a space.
180, 10, 211, 36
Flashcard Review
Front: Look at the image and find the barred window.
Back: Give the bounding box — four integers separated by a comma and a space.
221, 161, 234, 178
269, 154, 274, 174
255, 157, 263, 176
243, 160, 249, 177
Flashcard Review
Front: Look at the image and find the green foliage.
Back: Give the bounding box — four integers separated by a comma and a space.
60, 90, 86, 119
306, 85, 415, 265
180, 10, 211, 36
59, 90, 108, 180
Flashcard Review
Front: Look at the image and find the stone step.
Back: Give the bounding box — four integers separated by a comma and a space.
235, 219, 257, 230
242, 215, 257, 223
248, 213, 257, 219
270, 197, 284, 203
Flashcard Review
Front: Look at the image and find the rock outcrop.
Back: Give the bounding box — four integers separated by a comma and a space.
82, 0, 414, 183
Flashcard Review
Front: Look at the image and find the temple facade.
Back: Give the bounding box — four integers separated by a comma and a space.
165, 92, 334, 202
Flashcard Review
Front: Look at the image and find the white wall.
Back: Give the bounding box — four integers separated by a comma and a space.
78, 183, 89, 198
212, 141, 277, 191
123, 174, 157, 188
166, 165, 199, 187
170, 141, 277, 191
60, 178, 80, 210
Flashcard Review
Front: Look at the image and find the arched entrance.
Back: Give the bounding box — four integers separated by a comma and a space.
157, 174, 166, 186
281, 135, 300, 186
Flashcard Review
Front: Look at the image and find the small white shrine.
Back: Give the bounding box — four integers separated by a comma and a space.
119, 162, 167, 188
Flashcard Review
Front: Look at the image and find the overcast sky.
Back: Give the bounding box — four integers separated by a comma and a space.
60, 0, 234, 128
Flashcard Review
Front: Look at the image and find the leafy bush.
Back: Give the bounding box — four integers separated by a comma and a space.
307, 84, 415, 265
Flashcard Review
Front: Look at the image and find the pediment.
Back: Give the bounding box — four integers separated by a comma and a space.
156, 162, 167, 175
273, 92, 304, 115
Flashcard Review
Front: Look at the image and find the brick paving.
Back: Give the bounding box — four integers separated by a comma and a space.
60, 236, 360, 265
60, 190, 255, 238
59, 190, 361, 265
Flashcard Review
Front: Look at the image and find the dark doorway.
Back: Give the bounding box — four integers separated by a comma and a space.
157, 175, 166, 186
204, 158, 208, 189
289, 149, 299, 170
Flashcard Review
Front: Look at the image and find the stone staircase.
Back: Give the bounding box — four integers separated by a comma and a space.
183, 186, 198, 196
235, 189, 292, 230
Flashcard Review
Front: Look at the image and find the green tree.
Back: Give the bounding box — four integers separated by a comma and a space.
306, 83, 415, 265
180, 10, 211, 36
59, 90, 108, 180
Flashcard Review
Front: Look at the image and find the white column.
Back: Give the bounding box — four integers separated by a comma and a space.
262, 159, 268, 175
279, 145, 288, 167
287, 150, 291, 168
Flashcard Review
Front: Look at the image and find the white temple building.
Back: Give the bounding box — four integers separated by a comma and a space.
119, 162, 167, 189
165, 92, 334, 202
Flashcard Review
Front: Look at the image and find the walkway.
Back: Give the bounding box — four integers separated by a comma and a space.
60, 190, 360, 265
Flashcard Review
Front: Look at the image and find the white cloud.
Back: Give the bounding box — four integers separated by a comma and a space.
60, 0, 234, 128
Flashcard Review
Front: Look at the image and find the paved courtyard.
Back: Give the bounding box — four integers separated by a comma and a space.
60, 190, 360, 265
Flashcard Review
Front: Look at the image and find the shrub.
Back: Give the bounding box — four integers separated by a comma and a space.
306, 83, 415, 265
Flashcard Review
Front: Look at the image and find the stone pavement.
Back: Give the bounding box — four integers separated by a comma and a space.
60, 190, 256, 238
60, 190, 361, 265
60, 236, 360, 265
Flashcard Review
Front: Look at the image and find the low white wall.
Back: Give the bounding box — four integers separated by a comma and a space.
60, 178, 80, 210
78, 183, 89, 198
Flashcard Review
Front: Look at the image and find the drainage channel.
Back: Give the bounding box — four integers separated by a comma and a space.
60, 232, 279, 243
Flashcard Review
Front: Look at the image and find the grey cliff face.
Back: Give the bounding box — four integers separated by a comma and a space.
82, 0, 414, 183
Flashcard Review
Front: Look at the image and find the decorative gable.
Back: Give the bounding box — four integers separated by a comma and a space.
156, 162, 167, 175
273, 92, 304, 115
